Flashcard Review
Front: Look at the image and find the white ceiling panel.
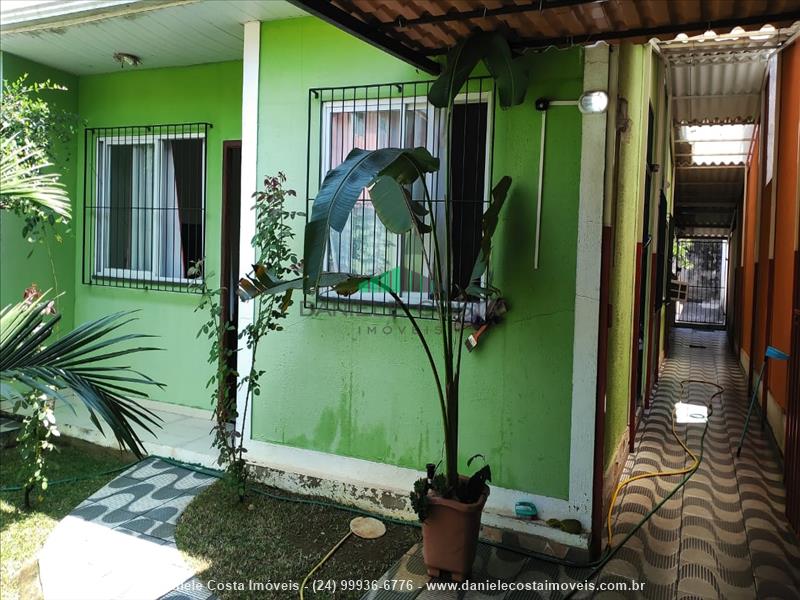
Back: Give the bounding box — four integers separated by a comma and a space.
0, 0, 305, 75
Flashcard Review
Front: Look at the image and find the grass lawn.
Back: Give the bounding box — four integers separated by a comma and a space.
0, 436, 134, 600
177, 480, 421, 599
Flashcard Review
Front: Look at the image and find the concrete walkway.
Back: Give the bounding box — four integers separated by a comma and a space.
51, 401, 218, 469
38, 457, 216, 600
364, 329, 800, 599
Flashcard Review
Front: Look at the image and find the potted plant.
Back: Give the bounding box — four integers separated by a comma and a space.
238, 32, 529, 580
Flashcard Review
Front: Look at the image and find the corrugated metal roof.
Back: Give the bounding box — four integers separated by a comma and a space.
661, 30, 786, 232
674, 124, 755, 165
668, 48, 771, 124
673, 164, 745, 230
675, 166, 745, 186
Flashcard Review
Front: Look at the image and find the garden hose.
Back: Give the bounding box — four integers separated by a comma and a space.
605, 380, 722, 546
560, 380, 717, 599
299, 530, 352, 600
0, 461, 137, 492
1, 379, 718, 598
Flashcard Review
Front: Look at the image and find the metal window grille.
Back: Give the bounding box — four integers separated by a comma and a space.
674, 238, 729, 326
82, 122, 210, 293
304, 78, 495, 319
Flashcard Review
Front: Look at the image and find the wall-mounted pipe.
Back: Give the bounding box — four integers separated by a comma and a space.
533, 99, 578, 269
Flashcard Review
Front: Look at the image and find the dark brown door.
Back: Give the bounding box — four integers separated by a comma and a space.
219, 141, 241, 419
785, 249, 800, 536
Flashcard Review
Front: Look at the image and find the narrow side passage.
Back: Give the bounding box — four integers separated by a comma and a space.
607, 328, 800, 599
363, 329, 800, 599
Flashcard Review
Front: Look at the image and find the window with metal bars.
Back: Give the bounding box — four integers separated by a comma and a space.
305, 78, 495, 319
82, 123, 209, 292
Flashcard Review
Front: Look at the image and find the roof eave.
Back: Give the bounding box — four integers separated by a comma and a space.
0, 0, 196, 34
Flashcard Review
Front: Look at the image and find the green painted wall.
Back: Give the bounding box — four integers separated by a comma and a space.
253, 17, 584, 497
72, 60, 243, 411
604, 44, 650, 463
0, 53, 78, 330
638, 50, 665, 403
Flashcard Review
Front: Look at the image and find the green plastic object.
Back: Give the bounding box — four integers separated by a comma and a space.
515, 501, 538, 519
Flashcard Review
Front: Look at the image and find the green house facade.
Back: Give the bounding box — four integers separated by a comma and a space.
1, 1, 675, 550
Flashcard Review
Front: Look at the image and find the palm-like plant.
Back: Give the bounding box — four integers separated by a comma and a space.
0, 128, 71, 222
238, 32, 529, 498
0, 295, 162, 458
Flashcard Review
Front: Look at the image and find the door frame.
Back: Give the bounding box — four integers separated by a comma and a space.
219, 140, 242, 419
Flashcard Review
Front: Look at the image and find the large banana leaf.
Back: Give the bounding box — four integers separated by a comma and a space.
428, 32, 529, 110
466, 176, 512, 297
237, 269, 366, 301
369, 176, 431, 235
304, 147, 438, 291
0, 298, 163, 458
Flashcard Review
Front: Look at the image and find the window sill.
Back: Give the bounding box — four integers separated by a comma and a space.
314, 288, 486, 319
317, 288, 436, 309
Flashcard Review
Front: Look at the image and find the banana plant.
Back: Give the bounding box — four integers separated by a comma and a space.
0, 295, 163, 457
238, 32, 529, 496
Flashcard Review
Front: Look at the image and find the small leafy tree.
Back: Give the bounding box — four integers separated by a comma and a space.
1, 79, 162, 507
0, 76, 80, 242
197, 173, 301, 500
16, 392, 60, 507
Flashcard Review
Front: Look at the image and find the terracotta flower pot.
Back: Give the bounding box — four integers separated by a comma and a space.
421, 483, 489, 582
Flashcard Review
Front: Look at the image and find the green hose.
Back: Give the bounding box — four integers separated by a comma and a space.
0, 462, 138, 492
561, 404, 712, 598
0, 394, 713, 596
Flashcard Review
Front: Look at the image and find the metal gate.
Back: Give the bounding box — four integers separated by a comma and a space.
674, 238, 729, 326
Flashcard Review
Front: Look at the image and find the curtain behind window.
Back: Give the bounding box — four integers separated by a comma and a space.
107, 143, 153, 272
162, 138, 203, 279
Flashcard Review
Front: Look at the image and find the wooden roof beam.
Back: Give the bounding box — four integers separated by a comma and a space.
287, 0, 440, 74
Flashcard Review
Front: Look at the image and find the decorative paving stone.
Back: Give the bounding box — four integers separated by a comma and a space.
151, 521, 177, 542
158, 576, 216, 600
38, 458, 215, 600
120, 516, 159, 534
142, 505, 182, 524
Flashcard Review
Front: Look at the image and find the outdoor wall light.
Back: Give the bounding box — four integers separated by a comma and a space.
578, 91, 608, 114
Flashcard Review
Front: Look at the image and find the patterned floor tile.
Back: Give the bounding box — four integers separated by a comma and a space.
361, 329, 800, 599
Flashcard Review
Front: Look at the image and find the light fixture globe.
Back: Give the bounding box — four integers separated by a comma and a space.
578, 91, 609, 114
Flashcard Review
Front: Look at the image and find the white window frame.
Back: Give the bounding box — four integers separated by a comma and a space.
93, 131, 206, 285
318, 92, 494, 307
